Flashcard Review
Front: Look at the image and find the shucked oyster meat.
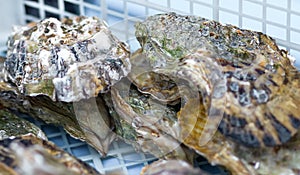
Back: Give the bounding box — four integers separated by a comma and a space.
135, 12, 300, 148
5, 16, 131, 102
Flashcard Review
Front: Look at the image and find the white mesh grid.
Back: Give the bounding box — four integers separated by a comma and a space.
1, 0, 300, 66
26, 117, 159, 175
0, 0, 300, 174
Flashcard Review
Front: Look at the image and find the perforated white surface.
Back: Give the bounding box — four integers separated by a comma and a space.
0, 0, 300, 174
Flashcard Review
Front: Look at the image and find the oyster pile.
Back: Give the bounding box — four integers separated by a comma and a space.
0, 109, 101, 175
0, 12, 300, 175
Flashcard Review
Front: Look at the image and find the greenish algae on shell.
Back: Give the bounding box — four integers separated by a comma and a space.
135, 12, 300, 148
0, 109, 46, 140
134, 12, 300, 175
104, 78, 195, 163
0, 134, 102, 175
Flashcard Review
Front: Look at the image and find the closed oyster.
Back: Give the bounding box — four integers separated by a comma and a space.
1, 16, 129, 155
135, 12, 300, 148
134, 13, 300, 174
0, 56, 115, 155
0, 134, 102, 175
140, 159, 205, 175
5, 16, 130, 102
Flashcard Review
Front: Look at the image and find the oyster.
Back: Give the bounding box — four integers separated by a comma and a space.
140, 159, 205, 175
0, 16, 132, 155
1, 56, 115, 155
135, 12, 300, 148
133, 13, 300, 174
5, 16, 131, 102
0, 134, 102, 175
104, 78, 195, 163
0, 109, 46, 140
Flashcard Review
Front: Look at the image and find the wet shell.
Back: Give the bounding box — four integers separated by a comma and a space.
0, 134, 102, 175
105, 78, 195, 163
0, 57, 115, 155
0, 109, 46, 140
5, 16, 131, 102
135, 12, 300, 147
140, 159, 205, 175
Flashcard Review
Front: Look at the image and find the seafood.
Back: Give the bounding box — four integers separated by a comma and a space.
104, 78, 195, 163
1, 12, 299, 175
133, 12, 300, 174
5, 16, 131, 102
0, 109, 46, 140
0, 16, 132, 155
135, 12, 300, 148
0, 109, 101, 174
1, 44, 115, 155
140, 159, 205, 175
0, 134, 102, 175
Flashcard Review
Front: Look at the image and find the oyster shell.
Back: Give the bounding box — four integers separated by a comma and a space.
140, 159, 205, 175
5, 16, 131, 102
0, 109, 46, 140
104, 78, 195, 163
231, 131, 300, 175
0, 56, 115, 155
0, 134, 102, 175
135, 12, 300, 148
133, 13, 300, 174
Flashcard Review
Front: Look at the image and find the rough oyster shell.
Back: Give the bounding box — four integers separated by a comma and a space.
134, 12, 300, 175
140, 159, 205, 175
0, 134, 102, 175
104, 78, 195, 163
5, 16, 131, 102
135, 12, 300, 148
0, 109, 46, 140
0, 57, 115, 155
